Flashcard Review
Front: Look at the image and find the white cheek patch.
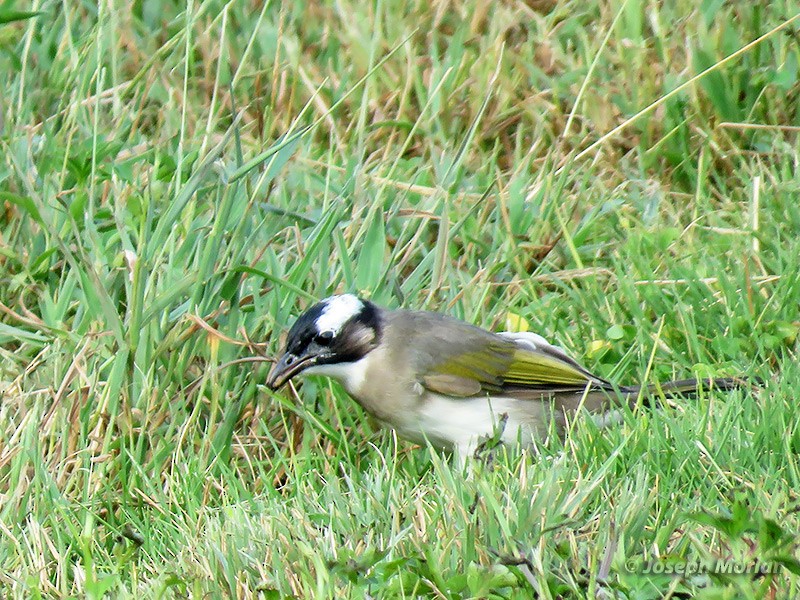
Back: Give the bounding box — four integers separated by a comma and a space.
316, 294, 363, 334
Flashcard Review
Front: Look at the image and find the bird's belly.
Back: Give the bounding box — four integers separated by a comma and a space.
394, 393, 550, 454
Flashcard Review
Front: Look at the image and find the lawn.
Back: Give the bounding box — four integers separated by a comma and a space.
1, 0, 799, 597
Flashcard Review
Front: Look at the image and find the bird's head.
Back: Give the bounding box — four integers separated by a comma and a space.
266, 294, 381, 389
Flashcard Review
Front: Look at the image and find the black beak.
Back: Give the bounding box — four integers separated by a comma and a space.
267, 352, 318, 390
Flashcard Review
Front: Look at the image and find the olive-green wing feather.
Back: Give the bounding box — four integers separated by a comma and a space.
387, 309, 607, 398
422, 343, 601, 396
422, 373, 483, 396
421, 341, 516, 396
497, 331, 609, 388
503, 348, 592, 386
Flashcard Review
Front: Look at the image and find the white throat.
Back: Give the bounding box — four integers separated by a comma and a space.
302, 357, 369, 395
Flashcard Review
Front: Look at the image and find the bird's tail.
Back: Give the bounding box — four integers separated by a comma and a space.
649, 377, 749, 395
621, 377, 756, 406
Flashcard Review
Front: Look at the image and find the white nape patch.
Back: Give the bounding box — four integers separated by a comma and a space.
302, 356, 370, 395
316, 294, 363, 334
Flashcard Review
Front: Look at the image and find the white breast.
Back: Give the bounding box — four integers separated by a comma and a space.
398, 393, 546, 458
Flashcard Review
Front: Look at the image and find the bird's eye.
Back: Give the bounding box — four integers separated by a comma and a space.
315, 330, 334, 346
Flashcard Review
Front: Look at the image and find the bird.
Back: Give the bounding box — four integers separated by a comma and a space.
267, 294, 746, 460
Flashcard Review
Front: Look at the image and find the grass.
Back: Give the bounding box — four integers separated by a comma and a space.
1, 0, 799, 597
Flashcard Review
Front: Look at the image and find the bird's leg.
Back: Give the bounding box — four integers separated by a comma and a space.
472, 412, 510, 467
